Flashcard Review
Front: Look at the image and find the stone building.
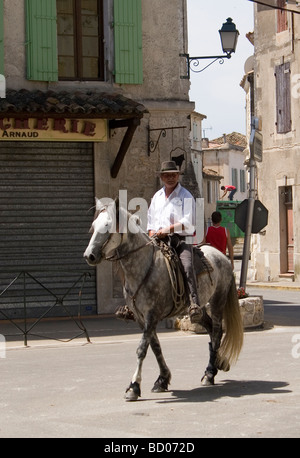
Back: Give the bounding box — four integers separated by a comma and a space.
0, 0, 196, 317
251, 0, 300, 282
202, 132, 248, 225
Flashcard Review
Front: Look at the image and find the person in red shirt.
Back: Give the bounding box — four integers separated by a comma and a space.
202, 211, 234, 269
221, 185, 237, 201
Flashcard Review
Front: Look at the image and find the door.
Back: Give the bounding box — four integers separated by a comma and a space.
286, 203, 294, 272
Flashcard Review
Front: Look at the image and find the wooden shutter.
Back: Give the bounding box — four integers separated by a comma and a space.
232, 168, 238, 190
114, 0, 143, 84
0, 0, 4, 75
277, 0, 287, 33
275, 62, 291, 134
26, 0, 58, 81
240, 169, 246, 193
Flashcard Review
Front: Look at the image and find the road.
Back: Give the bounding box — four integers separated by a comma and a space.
0, 287, 299, 439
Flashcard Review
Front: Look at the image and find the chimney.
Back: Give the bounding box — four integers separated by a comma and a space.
202, 138, 209, 148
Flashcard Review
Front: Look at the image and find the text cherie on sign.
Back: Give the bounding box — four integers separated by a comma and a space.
0, 117, 108, 142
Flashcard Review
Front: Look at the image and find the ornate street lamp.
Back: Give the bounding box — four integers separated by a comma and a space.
180, 18, 239, 79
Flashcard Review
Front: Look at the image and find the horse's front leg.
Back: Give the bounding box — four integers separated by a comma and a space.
125, 313, 157, 401
125, 332, 149, 401
150, 332, 171, 393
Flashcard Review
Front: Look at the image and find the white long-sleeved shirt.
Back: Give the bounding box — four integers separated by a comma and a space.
147, 183, 195, 236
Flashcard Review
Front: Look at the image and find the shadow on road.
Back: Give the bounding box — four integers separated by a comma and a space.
264, 304, 300, 327
158, 379, 291, 404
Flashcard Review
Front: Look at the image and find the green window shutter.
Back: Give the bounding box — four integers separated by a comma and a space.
0, 0, 4, 75
26, 0, 58, 81
114, 0, 143, 84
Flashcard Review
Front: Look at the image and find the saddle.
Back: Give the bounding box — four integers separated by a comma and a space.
159, 234, 213, 276
153, 236, 214, 314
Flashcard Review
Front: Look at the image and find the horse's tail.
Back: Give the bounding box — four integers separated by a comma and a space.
217, 276, 244, 371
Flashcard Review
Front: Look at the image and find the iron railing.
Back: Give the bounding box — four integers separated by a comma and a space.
0, 271, 91, 346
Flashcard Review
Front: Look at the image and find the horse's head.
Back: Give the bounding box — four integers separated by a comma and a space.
83, 198, 122, 266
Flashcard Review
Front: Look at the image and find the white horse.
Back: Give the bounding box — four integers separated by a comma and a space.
84, 199, 243, 401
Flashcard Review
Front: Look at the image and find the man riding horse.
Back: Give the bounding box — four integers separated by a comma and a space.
147, 160, 203, 324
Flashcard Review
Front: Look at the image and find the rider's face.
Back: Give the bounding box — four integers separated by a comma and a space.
160, 172, 179, 190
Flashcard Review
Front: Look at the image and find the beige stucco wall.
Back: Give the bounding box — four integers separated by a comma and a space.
253, 4, 300, 282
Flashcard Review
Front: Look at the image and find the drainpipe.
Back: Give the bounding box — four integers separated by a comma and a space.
239, 117, 257, 289
239, 152, 255, 289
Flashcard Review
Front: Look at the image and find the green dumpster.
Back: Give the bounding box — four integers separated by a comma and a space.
216, 201, 245, 238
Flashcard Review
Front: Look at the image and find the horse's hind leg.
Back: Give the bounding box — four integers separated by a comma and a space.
201, 311, 223, 386
150, 332, 171, 393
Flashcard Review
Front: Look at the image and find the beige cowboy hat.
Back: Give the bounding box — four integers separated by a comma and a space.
157, 160, 180, 174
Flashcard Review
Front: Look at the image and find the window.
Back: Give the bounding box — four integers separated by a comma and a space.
277, 0, 287, 33
275, 62, 291, 133
57, 0, 104, 80
192, 122, 198, 141
207, 181, 212, 204
26, 0, 143, 84
240, 169, 246, 193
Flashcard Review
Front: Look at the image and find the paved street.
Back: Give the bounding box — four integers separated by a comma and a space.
0, 287, 300, 439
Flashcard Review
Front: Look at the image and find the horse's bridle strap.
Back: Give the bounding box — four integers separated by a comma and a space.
105, 236, 150, 261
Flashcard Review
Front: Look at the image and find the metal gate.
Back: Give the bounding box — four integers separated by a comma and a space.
0, 141, 96, 318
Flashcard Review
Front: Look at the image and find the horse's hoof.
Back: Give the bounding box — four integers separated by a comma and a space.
201, 374, 215, 386
151, 385, 168, 393
151, 375, 169, 393
125, 382, 141, 401
125, 389, 139, 401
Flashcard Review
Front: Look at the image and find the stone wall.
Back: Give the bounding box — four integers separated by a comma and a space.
170, 296, 264, 333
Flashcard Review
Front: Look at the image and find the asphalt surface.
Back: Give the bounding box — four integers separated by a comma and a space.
0, 287, 300, 439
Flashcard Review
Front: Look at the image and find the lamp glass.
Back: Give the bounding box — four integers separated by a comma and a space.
219, 18, 239, 54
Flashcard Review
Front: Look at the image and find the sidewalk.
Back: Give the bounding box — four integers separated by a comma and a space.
2, 261, 300, 350
234, 258, 300, 290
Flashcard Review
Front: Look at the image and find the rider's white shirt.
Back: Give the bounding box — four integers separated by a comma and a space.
147, 183, 195, 236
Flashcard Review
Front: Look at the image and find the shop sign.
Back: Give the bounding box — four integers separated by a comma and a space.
0, 117, 108, 142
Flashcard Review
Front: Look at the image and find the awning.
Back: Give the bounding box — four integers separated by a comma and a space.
0, 89, 148, 177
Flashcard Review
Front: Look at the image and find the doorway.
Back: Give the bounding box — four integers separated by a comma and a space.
279, 186, 294, 274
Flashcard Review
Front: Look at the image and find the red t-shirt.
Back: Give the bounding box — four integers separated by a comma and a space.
205, 226, 227, 254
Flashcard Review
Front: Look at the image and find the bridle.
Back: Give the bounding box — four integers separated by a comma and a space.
92, 205, 152, 261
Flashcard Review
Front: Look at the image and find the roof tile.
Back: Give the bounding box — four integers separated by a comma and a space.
0, 89, 147, 118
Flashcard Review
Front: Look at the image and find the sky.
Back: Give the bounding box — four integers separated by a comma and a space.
187, 0, 254, 140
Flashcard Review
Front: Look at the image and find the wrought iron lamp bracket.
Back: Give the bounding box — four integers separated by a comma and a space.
180, 52, 232, 79
148, 126, 186, 156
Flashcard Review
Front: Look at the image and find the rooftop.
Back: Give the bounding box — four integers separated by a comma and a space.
202, 132, 247, 150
